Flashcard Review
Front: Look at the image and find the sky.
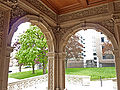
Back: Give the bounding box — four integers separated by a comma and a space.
11, 22, 31, 46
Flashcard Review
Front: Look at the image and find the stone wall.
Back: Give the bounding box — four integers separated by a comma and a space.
67, 60, 84, 68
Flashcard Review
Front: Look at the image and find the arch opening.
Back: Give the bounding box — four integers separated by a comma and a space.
7, 15, 55, 90
61, 23, 118, 90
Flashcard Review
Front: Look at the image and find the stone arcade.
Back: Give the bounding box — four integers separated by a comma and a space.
0, 0, 120, 90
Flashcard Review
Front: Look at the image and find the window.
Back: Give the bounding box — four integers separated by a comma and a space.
101, 37, 104, 42
93, 53, 97, 55
102, 46, 104, 49
94, 57, 97, 60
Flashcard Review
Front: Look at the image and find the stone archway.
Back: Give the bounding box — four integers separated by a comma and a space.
59, 22, 118, 89
7, 15, 56, 90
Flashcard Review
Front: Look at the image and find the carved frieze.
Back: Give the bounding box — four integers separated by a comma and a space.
25, 0, 57, 22
58, 5, 109, 23
114, 1, 120, 12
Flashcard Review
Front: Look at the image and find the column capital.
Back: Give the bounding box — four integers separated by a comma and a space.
47, 52, 56, 57
112, 13, 120, 24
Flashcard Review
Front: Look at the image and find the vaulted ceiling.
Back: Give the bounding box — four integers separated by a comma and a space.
41, 0, 116, 14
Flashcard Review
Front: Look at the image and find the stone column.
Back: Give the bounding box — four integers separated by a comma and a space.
55, 52, 66, 90
47, 52, 55, 90
47, 52, 66, 90
0, 6, 11, 90
113, 49, 120, 90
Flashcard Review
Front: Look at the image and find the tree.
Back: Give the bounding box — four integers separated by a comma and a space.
16, 25, 48, 74
65, 34, 83, 68
12, 38, 23, 72
102, 42, 114, 59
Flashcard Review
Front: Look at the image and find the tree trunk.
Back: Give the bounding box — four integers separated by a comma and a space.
43, 61, 46, 74
19, 64, 22, 72
65, 59, 68, 69
32, 64, 35, 74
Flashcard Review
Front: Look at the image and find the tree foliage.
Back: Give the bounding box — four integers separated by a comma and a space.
65, 34, 83, 61
102, 42, 113, 55
15, 25, 48, 74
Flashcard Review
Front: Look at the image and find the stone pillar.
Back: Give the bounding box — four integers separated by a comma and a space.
55, 52, 66, 90
0, 3, 11, 90
47, 52, 55, 90
113, 49, 120, 90
47, 52, 66, 90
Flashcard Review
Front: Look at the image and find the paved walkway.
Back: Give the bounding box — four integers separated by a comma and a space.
8, 78, 116, 90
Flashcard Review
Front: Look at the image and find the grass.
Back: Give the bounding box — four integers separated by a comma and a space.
65, 67, 116, 80
9, 67, 116, 80
8, 69, 47, 79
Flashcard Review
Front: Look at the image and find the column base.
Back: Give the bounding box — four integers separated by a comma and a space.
56, 88, 59, 90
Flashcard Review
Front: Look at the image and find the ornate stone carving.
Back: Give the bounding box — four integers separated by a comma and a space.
114, 1, 120, 12
112, 14, 120, 20
49, 59, 53, 90
98, 19, 114, 34
9, 5, 28, 33
52, 25, 68, 39
58, 5, 109, 22
0, 11, 4, 32
25, 0, 57, 21
0, 12, 4, 47
2, 0, 18, 3
0, 32, 3, 47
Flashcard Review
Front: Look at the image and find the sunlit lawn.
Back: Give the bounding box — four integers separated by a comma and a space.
8, 69, 47, 79
65, 67, 116, 80
9, 67, 116, 80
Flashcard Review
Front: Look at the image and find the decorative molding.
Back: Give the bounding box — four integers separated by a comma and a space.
58, 4, 109, 23
25, 0, 57, 22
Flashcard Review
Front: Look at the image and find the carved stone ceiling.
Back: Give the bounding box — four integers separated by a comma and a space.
41, 0, 117, 14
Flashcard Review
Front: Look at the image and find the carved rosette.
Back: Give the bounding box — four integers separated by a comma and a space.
58, 5, 109, 22
25, 0, 57, 21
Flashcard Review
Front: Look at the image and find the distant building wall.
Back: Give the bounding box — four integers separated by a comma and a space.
67, 60, 84, 68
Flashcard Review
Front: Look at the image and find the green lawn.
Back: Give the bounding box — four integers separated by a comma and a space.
8, 69, 47, 79
9, 67, 116, 80
65, 67, 116, 80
